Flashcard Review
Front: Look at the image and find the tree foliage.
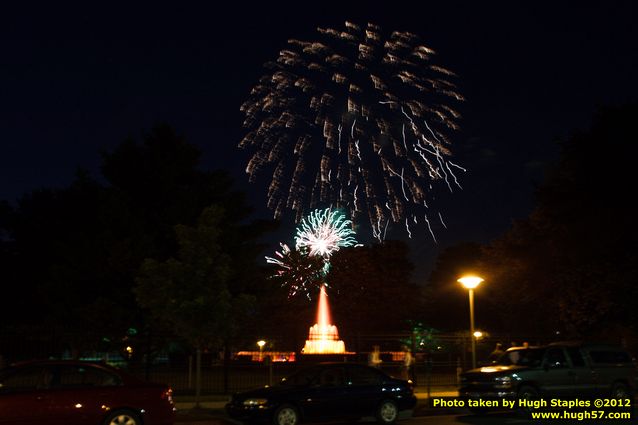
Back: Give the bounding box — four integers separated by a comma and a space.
0, 125, 275, 357
327, 240, 421, 335
135, 206, 255, 348
481, 104, 638, 339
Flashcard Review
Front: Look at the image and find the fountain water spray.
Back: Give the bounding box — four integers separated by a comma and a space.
302, 285, 346, 354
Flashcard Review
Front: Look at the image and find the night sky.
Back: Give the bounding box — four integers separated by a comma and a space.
2, 2, 637, 282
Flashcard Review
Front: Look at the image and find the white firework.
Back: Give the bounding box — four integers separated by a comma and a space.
294, 208, 358, 257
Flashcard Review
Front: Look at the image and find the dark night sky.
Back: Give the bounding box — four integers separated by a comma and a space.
2, 2, 637, 282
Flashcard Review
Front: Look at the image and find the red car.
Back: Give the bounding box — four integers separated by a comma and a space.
0, 359, 175, 425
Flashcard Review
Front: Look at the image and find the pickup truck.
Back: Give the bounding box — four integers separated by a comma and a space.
459, 341, 637, 413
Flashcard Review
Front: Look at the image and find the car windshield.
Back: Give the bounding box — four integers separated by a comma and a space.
495, 348, 545, 367
279, 366, 320, 386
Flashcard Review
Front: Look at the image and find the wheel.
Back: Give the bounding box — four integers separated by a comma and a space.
102, 409, 141, 425
611, 382, 632, 399
273, 404, 299, 425
516, 385, 539, 417
376, 399, 399, 424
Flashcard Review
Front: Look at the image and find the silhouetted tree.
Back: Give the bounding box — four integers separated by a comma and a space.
135, 206, 254, 348
482, 104, 638, 343
0, 125, 276, 359
327, 240, 421, 336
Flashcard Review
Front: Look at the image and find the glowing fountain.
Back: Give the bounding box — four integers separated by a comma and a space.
302, 285, 346, 354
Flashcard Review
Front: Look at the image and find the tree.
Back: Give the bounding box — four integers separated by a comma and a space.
481, 104, 638, 341
135, 206, 253, 348
0, 171, 135, 353
327, 240, 421, 336
0, 124, 276, 360
135, 205, 261, 404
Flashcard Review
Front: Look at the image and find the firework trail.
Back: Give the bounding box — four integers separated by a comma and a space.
240, 21, 464, 240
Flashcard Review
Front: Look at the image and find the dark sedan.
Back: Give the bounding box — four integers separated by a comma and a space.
0, 359, 175, 425
226, 362, 417, 425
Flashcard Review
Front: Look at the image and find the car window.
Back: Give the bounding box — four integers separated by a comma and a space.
545, 348, 568, 368
588, 350, 632, 365
281, 366, 320, 386
53, 365, 121, 388
496, 348, 544, 367
566, 347, 586, 367
348, 366, 383, 385
319, 367, 345, 387
0, 366, 48, 392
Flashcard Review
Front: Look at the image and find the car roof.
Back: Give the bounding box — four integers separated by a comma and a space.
506, 346, 543, 351
548, 341, 629, 350
3, 359, 162, 385
4, 359, 135, 378
10, 359, 115, 368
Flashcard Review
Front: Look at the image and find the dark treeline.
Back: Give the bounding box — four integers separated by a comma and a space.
3, 105, 634, 362
0, 125, 278, 361
0, 125, 423, 362
423, 104, 638, 351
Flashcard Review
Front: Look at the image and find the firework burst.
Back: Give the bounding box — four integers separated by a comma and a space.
295, 208, 358, 257
265, 243, 325, 299
240, 21, 464, 240
267, 208, 358, 299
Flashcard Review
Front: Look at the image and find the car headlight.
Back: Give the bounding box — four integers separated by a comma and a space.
493, 376, 512, 389
243, 398, 269, 406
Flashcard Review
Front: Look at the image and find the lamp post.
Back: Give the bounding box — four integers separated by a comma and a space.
458, 275, 483, 369
257, 340, 266, 362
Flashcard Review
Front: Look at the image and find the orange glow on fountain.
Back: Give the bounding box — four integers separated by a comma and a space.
302, 285, 346, 354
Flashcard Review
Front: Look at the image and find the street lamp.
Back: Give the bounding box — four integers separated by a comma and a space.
458, 275, 484, 369
257, 340, 266, 362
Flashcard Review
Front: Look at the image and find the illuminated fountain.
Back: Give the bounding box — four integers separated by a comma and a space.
302, 285, 346, 354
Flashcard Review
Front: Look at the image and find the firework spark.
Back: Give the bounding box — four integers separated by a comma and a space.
240, 21, 464, 239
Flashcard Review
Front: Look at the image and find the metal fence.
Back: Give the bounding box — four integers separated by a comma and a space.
3, 328, 631, 396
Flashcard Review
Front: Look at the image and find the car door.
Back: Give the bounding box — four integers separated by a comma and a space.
344, 365, 386, 417
585, 347, 635, 394
540, 347, 576, 397
301, 366, 351, 420
0, 365, 52, 425
44, 364, 120, 425
565, 346, 597, 397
